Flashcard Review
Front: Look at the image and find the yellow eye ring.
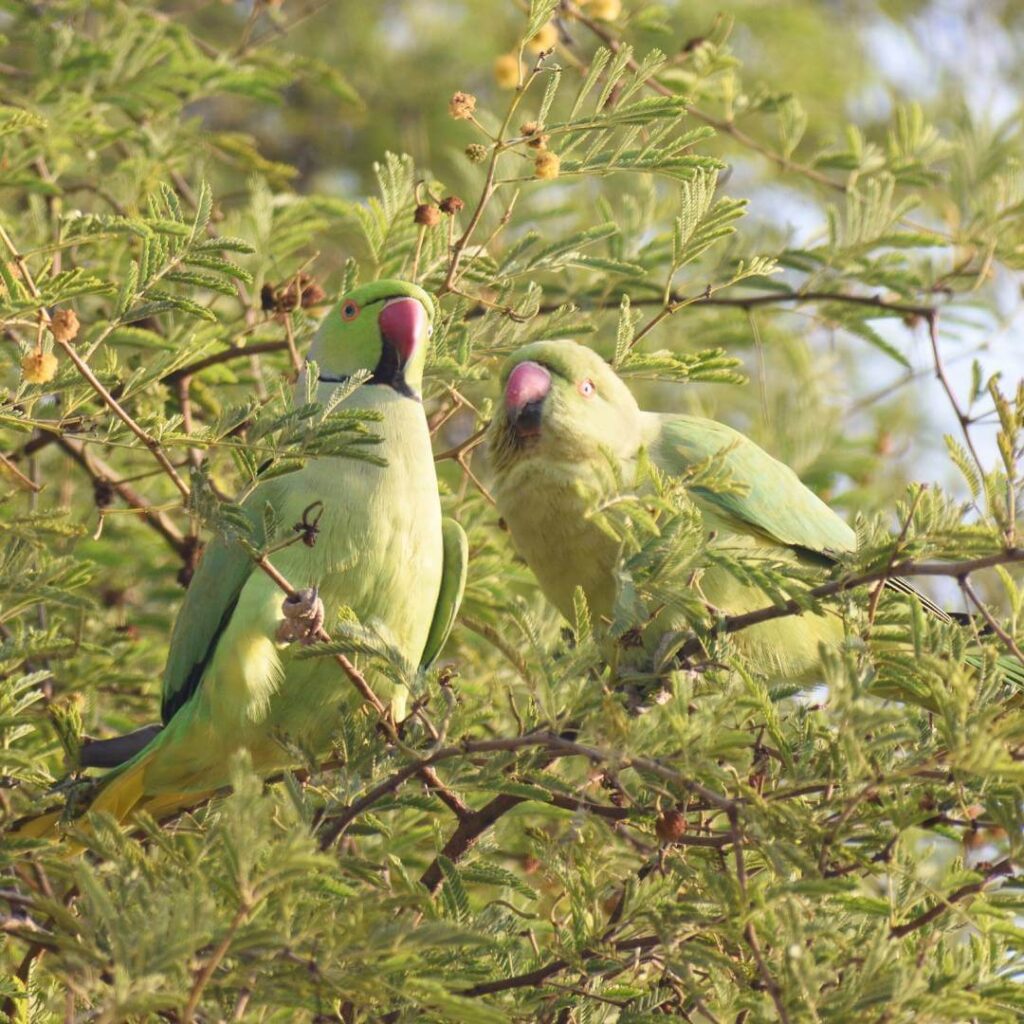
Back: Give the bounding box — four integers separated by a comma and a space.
341, 300, 360, 321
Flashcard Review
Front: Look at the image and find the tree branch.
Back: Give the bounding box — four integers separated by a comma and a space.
56, 436, 190, 559
459, 934, 662, 997
889, 858, 1014, 938
676, 549, 1024, 658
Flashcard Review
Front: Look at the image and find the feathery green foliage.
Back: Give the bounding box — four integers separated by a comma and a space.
1, 1, 1024, 1021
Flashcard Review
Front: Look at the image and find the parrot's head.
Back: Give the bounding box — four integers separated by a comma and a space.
306, 279, 433, 399
490, 340, 643, 471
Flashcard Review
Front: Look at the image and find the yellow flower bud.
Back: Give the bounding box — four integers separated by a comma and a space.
586, 0, 622, 21
21, 350, 58, 384
494, 53, 523, 90
528, 21, 558, 53
534, 148, 561, 180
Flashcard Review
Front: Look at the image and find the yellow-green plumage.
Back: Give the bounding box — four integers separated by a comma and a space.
16, 281, 466, 838
489, 339, 852, 679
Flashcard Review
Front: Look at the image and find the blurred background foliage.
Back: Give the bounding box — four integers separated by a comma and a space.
1, 0, 1024, 1020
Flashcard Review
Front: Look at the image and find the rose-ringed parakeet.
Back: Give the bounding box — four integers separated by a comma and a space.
488, 339, 1014, 683
14, 280, 467, 838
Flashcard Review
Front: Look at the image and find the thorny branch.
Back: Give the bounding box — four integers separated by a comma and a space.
674, 548, 1024, 661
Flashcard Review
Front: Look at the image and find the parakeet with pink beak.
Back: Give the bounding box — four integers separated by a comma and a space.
15, 280, 467, 837
488, 339, 1010, 682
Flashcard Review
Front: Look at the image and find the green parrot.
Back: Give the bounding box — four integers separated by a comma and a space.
15, 280, 467, 838
488, 338, 1000, 681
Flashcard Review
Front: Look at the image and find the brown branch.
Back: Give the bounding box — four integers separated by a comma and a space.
54, 337, 191, 500
566, 3, 845, 193
55, 436, 189, 559
0, 450, 42, 492
182, 898, 253, 1023
675, 549, 1024, 659
161, 340, 289, 384
959, 576, 1024, 669
313, 730, 734, 869
459, 934, 662, 997
889, 858, 1014, 938
465, 287, 938, 323
925, 311, 985, 474
420, 792, 528, 892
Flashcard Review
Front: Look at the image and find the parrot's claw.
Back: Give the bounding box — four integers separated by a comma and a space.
276, 587, 325, 645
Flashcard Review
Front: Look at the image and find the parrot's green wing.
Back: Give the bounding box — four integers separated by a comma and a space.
160, 505, 265, 723
651, 413, 856, 557
420, 517, 468, 669
650, 413, 996, 632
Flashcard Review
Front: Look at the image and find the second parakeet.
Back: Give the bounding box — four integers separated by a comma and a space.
488, 339, 991, 681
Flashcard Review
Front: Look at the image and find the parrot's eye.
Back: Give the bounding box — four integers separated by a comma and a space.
578, 379, 596, 398
341, 301, 360, 321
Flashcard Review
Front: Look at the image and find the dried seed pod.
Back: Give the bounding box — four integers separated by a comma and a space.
449, 91, 477, 120
414, 203, 441, 227
439, 195, 465, 215
49, 308, 80, 343
655, 809, 687, 843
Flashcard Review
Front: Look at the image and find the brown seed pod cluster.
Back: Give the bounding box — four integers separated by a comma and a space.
260, 274, 327, 313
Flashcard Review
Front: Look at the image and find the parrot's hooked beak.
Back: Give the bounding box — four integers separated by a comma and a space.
505, 360, 551, 439
372, 296, 429, 398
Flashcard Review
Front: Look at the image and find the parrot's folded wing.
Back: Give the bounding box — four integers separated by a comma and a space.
420, 517, 468, 669
650, 413, 857, 558
160, 501, 267, 723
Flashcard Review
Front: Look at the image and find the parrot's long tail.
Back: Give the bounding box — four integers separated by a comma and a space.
969, 653, 1024, 690
5, 746, 160, 843
7, 808, 65, 840
6, 743, 214, 844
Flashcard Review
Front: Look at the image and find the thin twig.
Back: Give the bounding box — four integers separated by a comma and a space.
959, 576, 1024, 669
56, 436, 190, 559
889, 858, 1014, 938
925, 312, 985, 475
182, 899, 253, 1023
54, 338, 191, 499
675, 549, 1024, 658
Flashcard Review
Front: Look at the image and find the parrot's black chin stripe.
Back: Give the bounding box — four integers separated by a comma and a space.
317, 371, 421, 401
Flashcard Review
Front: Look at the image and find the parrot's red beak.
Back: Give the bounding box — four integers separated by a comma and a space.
505, 361, 551, 438
378, 297, 428, 366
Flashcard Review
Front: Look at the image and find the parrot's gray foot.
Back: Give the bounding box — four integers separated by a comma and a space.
276, 587, 325, 645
